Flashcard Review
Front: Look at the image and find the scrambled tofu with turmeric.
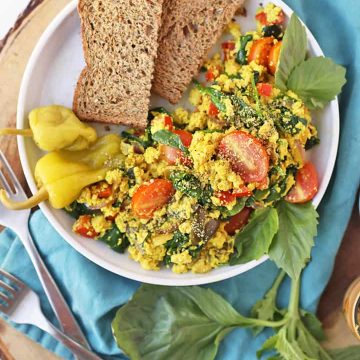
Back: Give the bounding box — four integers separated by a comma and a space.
67, 3, 319, 273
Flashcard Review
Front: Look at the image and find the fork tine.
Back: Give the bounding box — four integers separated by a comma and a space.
0, 151, 23, 194
0, 269, 25, 290
0, 280, 17, 296
0, 168, 13, 195
0, 292, 10, 304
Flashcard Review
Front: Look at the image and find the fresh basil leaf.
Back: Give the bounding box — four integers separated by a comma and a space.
251, 271, 286, 335
269, 201, 318, 280
121, 131, 150, 148
287, 57, 346, 109
296, 322, 330, 359
257, 334, 278, 358
230, 207, 278, 265
236, 34, 253, 65
329, 346, 360, 360
112, 285, 253, 360
152, 129, 189, 155
275, 327, 310, 360
64, 202, 98, 218
275, 14, 307, 91
305, 135, 320, 150
194, 80, 227, 113
169, 171, 212, 206
263, 24, 283, 39
300, 310, 326, 341
98, 224, 129, 253
219, 197, 247, 218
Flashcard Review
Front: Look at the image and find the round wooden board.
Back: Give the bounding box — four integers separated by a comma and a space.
0, 0, 358, 357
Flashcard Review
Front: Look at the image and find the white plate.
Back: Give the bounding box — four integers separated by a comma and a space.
17, 0, 339, 285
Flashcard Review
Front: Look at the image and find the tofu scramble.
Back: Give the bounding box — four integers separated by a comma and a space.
68, 4, 320, 273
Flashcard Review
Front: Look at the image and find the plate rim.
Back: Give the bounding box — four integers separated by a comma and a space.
16, 0, 339, 286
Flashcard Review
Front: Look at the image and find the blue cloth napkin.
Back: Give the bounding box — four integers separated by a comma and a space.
1, 0, 360, 359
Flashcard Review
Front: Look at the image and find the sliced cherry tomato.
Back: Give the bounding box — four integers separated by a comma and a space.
248, 37, 274, 67
233, 186, 253, 197
256, 176, 269, 190
215, 191, 236, 205
256, 83, 272, 97
74, 215, 97, 238
255, 10, 285, 25
224, 207, 252, 235
160, 129, 193, 166
219, 131, 269, 183
268, 41, 282, 75
132, 179, 175, 219
285, 162, 319, 203
216, 186, 252, 205
209, 102, 219, 117
222, 41, 236, 61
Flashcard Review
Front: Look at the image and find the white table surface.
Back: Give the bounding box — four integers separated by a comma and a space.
0, 0, 31, 40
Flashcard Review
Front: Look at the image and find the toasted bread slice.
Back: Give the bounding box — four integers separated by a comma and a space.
152, 0, 244, 104
73, 0, 163, 128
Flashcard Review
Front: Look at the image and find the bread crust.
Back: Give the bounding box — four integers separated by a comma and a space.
73, 0, 164, 128
152, 0, 245, 104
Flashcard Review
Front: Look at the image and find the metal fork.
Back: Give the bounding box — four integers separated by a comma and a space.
0, 268, 101, 359
0, 151, 90, 349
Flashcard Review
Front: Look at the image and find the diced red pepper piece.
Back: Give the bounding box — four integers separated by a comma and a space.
209, 102, 220, 116
74, 215, 97, 238
255, 10, 285, 25
256, 83, 272, 97
222, 41, 236, 61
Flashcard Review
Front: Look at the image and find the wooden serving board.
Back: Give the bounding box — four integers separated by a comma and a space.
0, 0, 358, 358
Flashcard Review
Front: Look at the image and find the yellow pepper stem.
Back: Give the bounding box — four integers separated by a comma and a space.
0, 187, 48, 210
0, 128, 33, 137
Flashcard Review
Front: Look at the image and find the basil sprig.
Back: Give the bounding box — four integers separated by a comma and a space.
275, 14, 346, 109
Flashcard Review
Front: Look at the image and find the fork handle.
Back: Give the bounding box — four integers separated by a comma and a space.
19, 230, 90, 349
40, 319, 102, 360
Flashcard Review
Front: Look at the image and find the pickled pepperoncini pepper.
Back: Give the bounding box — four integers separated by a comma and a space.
0, 134, 124, 210
0, 105, 97, 151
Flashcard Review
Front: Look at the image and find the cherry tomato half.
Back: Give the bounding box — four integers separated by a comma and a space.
268, 41, 282, 75
285, 162, 319, 203
248, 37, 274, 67
216, 186, 252, 205
224, 207, 252, 235
132, 179, 175, 219
161, 129, 193, 166
74, 215, 97, 238
219, 131, 269, 183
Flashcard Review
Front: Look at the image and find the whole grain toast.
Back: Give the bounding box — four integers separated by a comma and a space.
73, 0, 163, 128
152, 0, 245, 104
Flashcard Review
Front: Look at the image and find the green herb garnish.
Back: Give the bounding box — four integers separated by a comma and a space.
275, 14, 346, 108
98, 224, 129, 253
230, 207, 279, 265
236, 34, 253, 65
152, 129, 189, 155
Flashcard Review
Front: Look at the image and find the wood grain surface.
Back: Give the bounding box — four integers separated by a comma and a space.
0, 0, 358, 358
